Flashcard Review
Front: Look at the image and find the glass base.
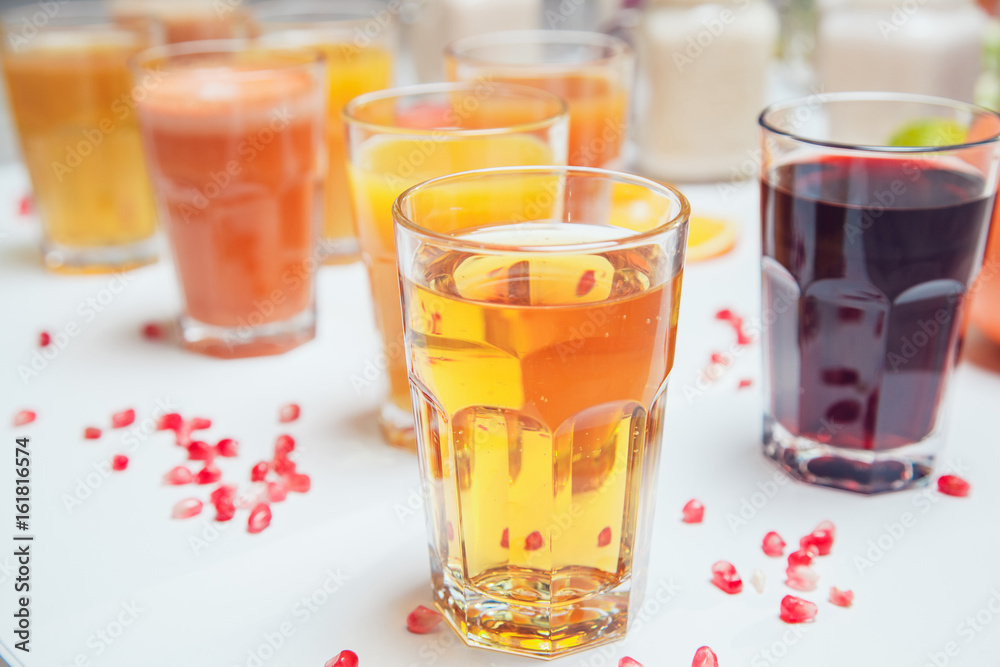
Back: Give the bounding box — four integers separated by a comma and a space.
43, 237, 158, 274
179, 308, 315, 359
378, 401, 415, 451
764, 417, 935, 494
320, 237, 360, 265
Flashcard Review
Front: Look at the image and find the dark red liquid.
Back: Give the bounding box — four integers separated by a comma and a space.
762, 156, 992, 450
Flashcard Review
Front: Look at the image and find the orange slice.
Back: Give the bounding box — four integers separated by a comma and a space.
687, 215, 738, 262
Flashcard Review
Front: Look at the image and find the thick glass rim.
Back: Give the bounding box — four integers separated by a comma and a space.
342, 81, 569, 138
393, 165, 690, 254
759, 91, 1000, 153
130, 38, 325, 77
251, 0, 393, 24
445, 29, 632, 70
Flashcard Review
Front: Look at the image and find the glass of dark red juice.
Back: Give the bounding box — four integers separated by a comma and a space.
759, 93, 1000, 494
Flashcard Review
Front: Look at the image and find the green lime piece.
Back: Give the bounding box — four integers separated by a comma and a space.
888, 118, 968, 147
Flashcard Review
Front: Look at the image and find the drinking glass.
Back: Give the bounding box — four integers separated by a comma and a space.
133, 41, 326, 358
253, 0, 396, 263
445, 30, 633, 169
760, 92, 1000, 493
343, 82, 568, 449
111, 0, 253, 44
0, 2, 160, 273
394, 165, 690, 658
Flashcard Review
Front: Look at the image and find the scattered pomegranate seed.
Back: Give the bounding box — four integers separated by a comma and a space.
710, 352, 727, 365
785, 564, 819, 592
779, 594, 818, 623
274, 434, 295, 455
171, 498, 202, 519
111, 454, 129, 471
141, 322, 163, 340
111, 409, 135, 429
325, 650, 359, 667
246, 503, 272, 533
18, 194, 32, 216
209, 484, 236, 507
83, 427, 102, 440
216, 438, 239, 457
750, 568, 766, 594
250, 461, 269, 482
157, 413, 184, 431
619, 659, 644, 667
272, 455, 296, 476
692, 646, 719, 667
164, 466, 193, 485
829, 587, 855, 608
938, 474, 970, 497
406, 605, 443, 634
711, 561, 743, 594
737, 378, 753, 389
187, 440, 215, 461
38, 331, 51, 347
762, 531, 786, 557
500, 528, 509, 549
788, 547, 817, 567
267, 481, 288, 502
286, 473, 311, 493
715, 309, 735, 321
682, 498, 705, 523
278, 403, 301, 423
525, 531, 544, 551
12, 410, 36, 426
215, 498, 236, 522
576, 269, 596, 296
195, 465, 222, 485
189, 417, 212, 430
598, 526, 612, 547
800, 528, 833, 556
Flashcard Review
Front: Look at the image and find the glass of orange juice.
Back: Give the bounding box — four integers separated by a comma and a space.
253, 0, 396, 264
344, 82, 569, 449
446, 30, 633, 169
133, 41, 326, 358
394, 165, 690, 657
0, 2, 161, 273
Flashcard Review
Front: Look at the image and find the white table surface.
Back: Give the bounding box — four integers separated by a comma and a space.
1, 161, 999, 667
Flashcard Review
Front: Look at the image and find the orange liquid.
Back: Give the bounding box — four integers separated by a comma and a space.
137, 66, 322, 333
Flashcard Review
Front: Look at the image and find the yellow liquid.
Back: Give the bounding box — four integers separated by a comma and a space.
2, 39, 158, 272
402, 223, 682, 656
348, 135, 556, 447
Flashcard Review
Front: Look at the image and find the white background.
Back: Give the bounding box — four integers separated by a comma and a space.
1, 164, 999, 667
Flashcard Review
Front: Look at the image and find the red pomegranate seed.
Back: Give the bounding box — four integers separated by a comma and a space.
525, 531, 544, 551
38, 331, 51, 347
788, 546, 817, 567
692, 646, 719, 667
247, 503, 272, 534
737, 378, 753, 389
209, 484, 236, 507
762, 531, 786, 557
406, 605, 443, 634
215, 497, 236, 522
711, 561, 743, 594
250, 461, 269, 482
216, 438, 239, 457
158, 413, 184, 431
187, 440, 215, 461
710, 352, 727, 365
785, 564, 819, 592
500, 528, 509, 549
598, 526, 612, 547
83, 427, 102, 440
13, 410, 36, 426
141, 322, 163, 340
267, 481, 288, 502
171, 498, 202, 519
18, 194, 32, 216
780, 594, 818, 623
111, 454, 129, 471
324, 651, 359, 667
715, 309, 735, 321
275, 434, 295, 455
938, 474, 970, 497
195, 465, 222, 485
278, 403, 301, 423
286, 473, 311, 493
111, 409, 135, 429
576, 269, 596, 296
619, 659, 644, 667
272, 455, 296, 476
800, 528, 833, 556
189, 417, 212, 430
164, 466, 193, 485
829, 586, 855, 608
682, 498, 705, 523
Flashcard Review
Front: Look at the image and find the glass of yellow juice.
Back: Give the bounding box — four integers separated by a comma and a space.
0, 2, 161, 273
253, 0, 396, 264
344, 82, 569, 450
394, 165, 690, 658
